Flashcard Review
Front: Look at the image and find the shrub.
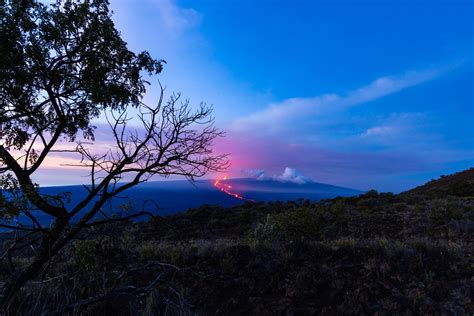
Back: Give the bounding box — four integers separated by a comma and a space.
448, 180, 474, 197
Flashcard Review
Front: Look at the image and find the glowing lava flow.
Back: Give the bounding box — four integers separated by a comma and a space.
213, 175, 255, 202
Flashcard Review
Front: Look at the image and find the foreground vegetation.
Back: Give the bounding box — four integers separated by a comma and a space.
1, 170, 473, 315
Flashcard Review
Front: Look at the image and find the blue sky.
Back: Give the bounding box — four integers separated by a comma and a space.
38, 0, 473, 192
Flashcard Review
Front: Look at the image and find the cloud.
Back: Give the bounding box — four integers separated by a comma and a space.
231, 68, 441, 133
152, 0, 202, 33
275, 167, 312, 184
109, 0, 204, 58
243, 167, 313, 184
360, 126, 395, 137
353, 112, 429, 148
243, 169, 268, 180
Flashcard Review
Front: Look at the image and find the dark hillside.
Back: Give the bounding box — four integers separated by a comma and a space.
402, 168, 474, 197
1, 169, 473, 315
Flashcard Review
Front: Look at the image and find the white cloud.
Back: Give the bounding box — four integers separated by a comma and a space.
355, 112, 428, 147
341, 70, 438, 106
152, 0, 202, 33
243, 169, 268, 180
243, 167, 313, 184
231, 68, 441, 133
275, 167, 312, 184
361, 126, 395, 138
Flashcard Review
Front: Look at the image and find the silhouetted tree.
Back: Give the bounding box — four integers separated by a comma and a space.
0, 0, 227, 308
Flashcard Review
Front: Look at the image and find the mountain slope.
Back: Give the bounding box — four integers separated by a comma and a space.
3, 168, 472, 314
7, 178, 361, 228
402, 167, 474, 197
219, 178, 362, 201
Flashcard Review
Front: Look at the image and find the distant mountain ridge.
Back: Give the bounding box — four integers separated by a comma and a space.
115, 177, 363, 214
5, 177, 361, 228
217, 178, 362, 200
4, 167, 474, 229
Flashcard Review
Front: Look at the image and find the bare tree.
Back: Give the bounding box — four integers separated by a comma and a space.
0, 0, 227, 308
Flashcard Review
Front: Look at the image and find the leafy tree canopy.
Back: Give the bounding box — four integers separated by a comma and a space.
0, 0, 164, 149
0, 1, 226, 308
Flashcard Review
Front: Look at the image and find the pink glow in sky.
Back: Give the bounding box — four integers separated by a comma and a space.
18, 0, 473, 193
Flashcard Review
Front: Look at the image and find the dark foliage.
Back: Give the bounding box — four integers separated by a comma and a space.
1, 170, 473, 315
403, 168, 474, 198
0, 0, 226, 309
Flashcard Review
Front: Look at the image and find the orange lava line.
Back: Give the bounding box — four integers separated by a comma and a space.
213, 176, 255, 202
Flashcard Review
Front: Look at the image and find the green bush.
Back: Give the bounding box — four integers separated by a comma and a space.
71, 237, 117, 271
273, 206, 322, 241
249, 206, 324, 244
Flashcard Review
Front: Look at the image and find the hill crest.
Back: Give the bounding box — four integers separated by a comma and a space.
402, 167, 474, 197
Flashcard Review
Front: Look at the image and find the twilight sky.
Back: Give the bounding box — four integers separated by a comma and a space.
37, 0, 473, 192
